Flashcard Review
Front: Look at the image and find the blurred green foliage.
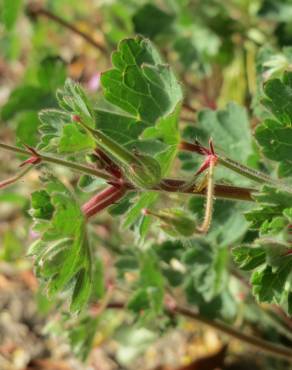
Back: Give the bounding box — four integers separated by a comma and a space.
0, 1, 292, 369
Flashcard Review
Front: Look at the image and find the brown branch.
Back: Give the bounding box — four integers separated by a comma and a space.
105, 301, 292, 361
174, 305, 292, 361
27, 3, 107, 53
231, 268, 292, 331
157, 179, 254, 201
182, 103, 197, 114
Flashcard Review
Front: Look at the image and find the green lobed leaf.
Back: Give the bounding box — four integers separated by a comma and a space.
56, 78, 95, 127
245, 185, 292, 236
99, 36, 183, 191
251, 258, 292, 313
101, 36, 182, 124
94, 109, 146, 146
29, 177, 93, 312
35, 37, 183, 233
233, 237, 292, 315
38, 108, 94, 153
255, 71, 292, 177
256, 119, 292, 177
30, 190, 54, 220
232, 246, 266, 271
59, 124, 95, 153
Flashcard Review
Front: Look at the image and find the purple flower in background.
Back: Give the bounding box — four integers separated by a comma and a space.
29, 229, 40, 240
87, 72, 101, 92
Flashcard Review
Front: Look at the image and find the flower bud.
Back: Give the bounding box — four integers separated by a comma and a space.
143, 208, 197, 237
125, 153, 161, 188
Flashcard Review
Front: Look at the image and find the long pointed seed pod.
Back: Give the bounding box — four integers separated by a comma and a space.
72, 115, 161, 189
197, 156, 216, 234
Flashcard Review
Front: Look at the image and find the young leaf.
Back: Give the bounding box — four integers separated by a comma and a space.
56, 78, 95, 127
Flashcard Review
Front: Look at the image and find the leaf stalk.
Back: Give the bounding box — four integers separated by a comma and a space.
0, 141, 255, 201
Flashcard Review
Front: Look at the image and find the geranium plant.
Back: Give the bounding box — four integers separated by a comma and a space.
0, 1, 292, 366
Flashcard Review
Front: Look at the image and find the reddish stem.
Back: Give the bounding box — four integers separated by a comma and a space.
0, 165, 33, 189
158, 179, 254, 201
94, 148, 122, 179
83, 186, 126, 218
82, 186, 118, 214
179, 140, 207, 156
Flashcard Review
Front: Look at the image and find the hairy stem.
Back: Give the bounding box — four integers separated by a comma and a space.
157, 179, 254, 201
180, 140, 292, 193
197, 157, 216, 233
27, 3, 107, 53
82, 185, 120, 214
0, 142, 255, 201
0, 142, 112, 181
106, 301, 292, 361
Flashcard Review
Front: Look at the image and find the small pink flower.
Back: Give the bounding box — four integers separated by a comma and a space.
29, 229, 40, 240
87, 72, 101, 92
